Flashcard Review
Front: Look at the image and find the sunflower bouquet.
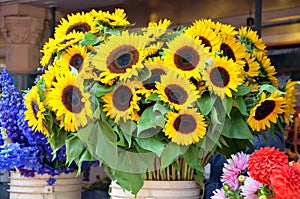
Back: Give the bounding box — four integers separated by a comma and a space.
24, 8, 297, 195
211, 147, 300, 199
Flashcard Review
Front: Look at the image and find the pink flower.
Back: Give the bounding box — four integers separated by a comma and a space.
221, 152, 249, 190
211, 188, 229, 199
240, 176, 262, 199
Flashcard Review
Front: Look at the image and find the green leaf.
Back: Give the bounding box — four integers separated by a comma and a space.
137, 106, 165, 136
135, 137, 166, 156
222, 97, 232, 117
112, 171, 144, 196
145, 93, 160, 102
153, 102, 170, 115
65, 135, 85, 166
79, 32, 101, 46
234, 96, 249, 116
197, 92, 217, 115
183, 145, 203, 171
258, 84, 282, 95
235, 84, 253, 96
118, 120, 136, 147
90, 83, 114, 98
222, 108, 253, 139
160, 142, 187, 170
76, 121, 118, 167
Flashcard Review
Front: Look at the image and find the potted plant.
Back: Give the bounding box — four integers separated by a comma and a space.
0, 65, 82, 199
24, 8, 297, 198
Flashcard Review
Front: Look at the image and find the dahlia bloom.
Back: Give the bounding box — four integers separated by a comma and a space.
248, 147, 288, 185
221, 152, 249, 190
240, 176, 262, 199
270, 163, 300, 199
211, 188, 229, 199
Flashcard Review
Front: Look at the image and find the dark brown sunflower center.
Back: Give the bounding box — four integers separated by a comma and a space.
112, 85, 133, 111
108, 45, 139, 74
62, 85, 84, 113
164, 84, 188, 105
210, 66, 230, 88
31, 99, 39, 120
243, 61, 250, 72
254, 100, 276, 120
143, 68, 166, 90
173, 114, 197, 134
66, 23, 91, 35
220, 43, 236, 61
70, 54, 84, 72
174, 46, 199, 71
199, 36, 212, 52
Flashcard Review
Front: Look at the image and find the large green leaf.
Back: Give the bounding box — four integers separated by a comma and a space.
112, 170, 144, 196
135, 137, 166, 156
222, 96, 232, 117
65, 135, 85, 166
76, 121, 118, 168
222, 108, 253, 139
160, 143, 187, 170
234, 96, 249, 116
197, 92, 217, 115
137, 106, 165, 135
235, 84, 253, 96
90, 83, 114, 98
118, 120, 136, 147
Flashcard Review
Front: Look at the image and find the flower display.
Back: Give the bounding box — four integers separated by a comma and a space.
24, 8, 297, 195
0, 65, 77, 177
212, 147, 300, 199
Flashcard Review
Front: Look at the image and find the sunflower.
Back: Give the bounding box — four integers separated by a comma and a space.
282, 80, 297, 124
201, 56, 243, 99
253, 51, 278, 86
238, 26, 266, 53
47, 71, 93, 132
91, 31, 149, 85
107, 8, 131, 27
54, 11, 96, 39
219, 35, 246, 68
197, 19, 237, 36
184, 20, 221, 52
156, 72, 199, 110
59, 44, 90, 73
163, 34, 210, 80
42, 64, 68, 91
40, 38, 59, 67
102, 80, 141, 123
247, 91, 285, 132
163, 109, 207, 146
24, 85, 49, 136
56, 31, 85, 52
241, 52, 260, 78
139, 57, 169, 97
144, 19, 172, 40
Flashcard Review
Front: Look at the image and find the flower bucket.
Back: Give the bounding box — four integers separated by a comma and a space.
8, 171, 82, 199
109, 180, 201, 199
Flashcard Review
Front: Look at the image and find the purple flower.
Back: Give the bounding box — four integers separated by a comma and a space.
46, 178, 56, 186
211, 189, 229, 199
240, 177, 262, 199
221, 152, 249, 190
0, 66, 77, 176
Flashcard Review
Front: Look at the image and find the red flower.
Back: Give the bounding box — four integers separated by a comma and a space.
292, 160, 300, 174
248, 147, 288, 185
270, 163, 300, 199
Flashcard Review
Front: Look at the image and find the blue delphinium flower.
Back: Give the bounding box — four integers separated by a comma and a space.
0, 65, 77, 178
